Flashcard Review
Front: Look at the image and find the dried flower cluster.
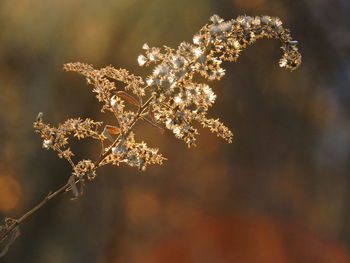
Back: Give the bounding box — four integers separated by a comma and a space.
33, 14, 301, 194
0, 15, 301, 256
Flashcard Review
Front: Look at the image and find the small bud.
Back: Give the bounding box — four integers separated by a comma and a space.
193, 35, 203, 45
43, 139, 53, 149
137, 55, 147, 66
110, 96, 117, 107
36, 112, 43, 122
279, 58, 287, 68
153, 65, 170, 76
142, 43, 150, 50
210, 14, 224, 25
192, 48, 203, 58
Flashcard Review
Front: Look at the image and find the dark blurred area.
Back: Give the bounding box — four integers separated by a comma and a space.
1, 0, 350, 262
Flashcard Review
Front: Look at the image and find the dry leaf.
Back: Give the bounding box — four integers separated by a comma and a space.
115, 91, 140, 107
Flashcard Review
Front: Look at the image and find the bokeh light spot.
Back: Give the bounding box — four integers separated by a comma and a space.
124, 188, 160, 225
0, 175, 22, 211
234, 0, 266, 9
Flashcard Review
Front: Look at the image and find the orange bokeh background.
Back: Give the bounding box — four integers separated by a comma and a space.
1, 0, 350, 262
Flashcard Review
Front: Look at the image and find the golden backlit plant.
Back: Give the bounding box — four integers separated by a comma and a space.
0, 14, 301, 256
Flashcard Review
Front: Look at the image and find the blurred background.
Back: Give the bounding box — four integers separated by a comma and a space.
1, 0, 350, 262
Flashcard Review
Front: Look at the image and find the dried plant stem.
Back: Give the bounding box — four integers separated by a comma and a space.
1, 183, 70, 240
0, 14, 302, 257
19, 184, 70, 223
0, 96, 154, 246
94, 95, 154, 167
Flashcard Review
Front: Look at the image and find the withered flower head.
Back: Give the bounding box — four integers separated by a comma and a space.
34, 14, 301, 190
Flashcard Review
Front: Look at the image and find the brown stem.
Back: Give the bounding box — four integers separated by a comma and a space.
0, 41, 201, 248
94, 95, 154, 167
0, 182, 70, 243
0, 95, 155, 245
18, 183, 70, 223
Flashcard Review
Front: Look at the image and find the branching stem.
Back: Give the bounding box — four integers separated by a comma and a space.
0, 95, 154, 247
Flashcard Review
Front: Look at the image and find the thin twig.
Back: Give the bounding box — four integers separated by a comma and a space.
0, 95, 155, 245
0, 182, 70, 244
